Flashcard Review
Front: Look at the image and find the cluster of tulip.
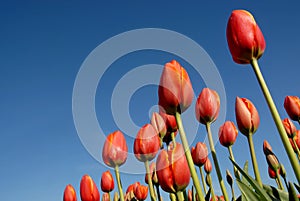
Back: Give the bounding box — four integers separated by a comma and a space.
63, 9, 300, 201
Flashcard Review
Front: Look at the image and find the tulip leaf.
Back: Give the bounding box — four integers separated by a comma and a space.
205, 188, 211, 201
241, 161, 249, 184
236, 179, 261, 201
263, 185, 289, 200
230, 158, 272, 201
288, 182, 299, 201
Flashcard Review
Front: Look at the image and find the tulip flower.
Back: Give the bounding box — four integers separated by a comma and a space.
284, 96, 300, 123
151, 112, 167, 147
268, 166, 276, 179
126, 182, 140, 194
158, 60, 194, 115
134, 184, 148, 201
204, 158, 212, 174
80, 175, 100, 201
102, 193, 110, 201
159, 111, 178, 145
156, 143, 191, 193
218, 121, 238, 147
263, 140, 273, 155
191, 142, 208, 167
101, 171, 114, 193
226, 10, 265, 64
282, 118, 297, 138
195, 88, 220, 125
63, 184, 77, 201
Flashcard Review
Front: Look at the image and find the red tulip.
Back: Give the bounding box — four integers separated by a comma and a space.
268, 166, 276, 179
191, 142, 208, 167
226, 10, 266, 64
151, 112, 167, 144
101, 171, 114, 193
235, 97, 260, 136
218, 121, 238, 147
156, 143, 191, 193
284, 96, 300, 121
102, 130, 128, 167
282, 118, 297, 138
158, 60, 194, 115
126, 182, 140, 194
204, 158, 212, 174
195, 88, 220, 124
290, 130, 300, 152
263, 140, 273, 155
80, 175, 100, 201
101, 193, 110, 201
159, 111, 178, 145
145, 162, 158, 185
134, 184, 148, 201
63, 184, 77, 201
134, 124, 160, 162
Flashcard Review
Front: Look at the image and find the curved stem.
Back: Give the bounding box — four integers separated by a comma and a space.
199, 166, 207, 193
228, 146, 240, 179
292, 137, 300, 161
175, 112, 205, 201
114, 165, 124, 201
206, 123, 229, 201
155, 184, 163, 201
275, 169, 284, 190
251, 59, 300, 183
247, 134, 263, 187
145, 160, 156, 201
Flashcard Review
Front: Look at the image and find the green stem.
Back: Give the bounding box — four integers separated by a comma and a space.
170, 193, 176, 201
230, 185, 236, 201
292, 137, 300, 161
206, 123, 229, 201
247, 134, 263, 187
171, 132, 176, 148
176, 191, 184, 201
155, 184, 163, 201
108, 192, 111, 201
175, 112, 205, 201
208, 174, 216, 201
251, 59, 300, 183
145, 160, 156, 201
275, 169, 284, 190
199, 166, 207, 193
228, 146, 240, 179
114, 165, 124, 201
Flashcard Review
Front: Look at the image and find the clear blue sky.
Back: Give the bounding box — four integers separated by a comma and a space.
1, 1, 300, 200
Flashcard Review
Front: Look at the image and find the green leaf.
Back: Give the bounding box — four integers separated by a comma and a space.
294, 182, 300, 194
230, 158, 272, 201
236, 179, 261, 201
263, 185, 289, 200
288, 182, 299, 201
242, 161, 249, 184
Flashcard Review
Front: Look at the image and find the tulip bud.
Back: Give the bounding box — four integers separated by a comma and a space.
263, 140, 273, 155
268, 166, 276, 179
280, 163, 287, 179
204, 158, 212, 174
266, 153, 281, 172
282, 118, 297, 138
134, 184, 148, 201
159, 111, 178, 145
158, 60, 194, 115
145, 162, 158, 185
191, 142, 208, 167
151, 112, 167, 146
101, 171, 114, 193
226, 10, 266, 64
80, 175, 100, 201
134, 124, 161, 162
156, 143, 191, 193
218, 121, 238, 147
284, 96, 300, 121
235, 97, 260, 136
226, 170, 233, 187
102, 193, 110, 201
63, 184, 77, 201
195, 88, 220, 125
102, 130, 128, 167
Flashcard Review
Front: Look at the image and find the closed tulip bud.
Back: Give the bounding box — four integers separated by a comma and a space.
282, 118, 297, 138
102, 130, 128, 167
226, 170, 233, 187
134, 184, 148, 201
284, 96, 300, 121
263, 140, 273, 155
218, 121, 238, 147
266, 153, 281, 172
134, 124, 160, 162
204, 158, 212, 174
63, 184, 77, 201
145, 162, 158, 185
101, 171, 114, 193
80, 175, 100, 201
156, 143, 191, 193
151, 112, 167, 144
158, 60, 194, 115
159, 111, 178, 145
191, 142, 208, 167
235, 97, 260, 136
102, 193, 110, 201
226, 10, 266, 64
195, 88, 220, 124
268, 166, 276, 179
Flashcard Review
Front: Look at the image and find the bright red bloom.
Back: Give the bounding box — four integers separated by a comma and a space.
102, 130, 128, 167
145, 162, 158, 185
156, 143, 191, 193
226, 10, 266, 64
63, 184, 77, 201
159, 111, 178, 145
134, 184, 148, 201
195, 88, 220, 124
80, 175, 100, 201
282, 118, 297, 138
101, 193, 110, 201
284, 96, 300, 121
235, 97, 260, 136
134, 124, 160, 162
158, 60, 194, 115
218, 121, 238, 147
100, 171, 114, 193
191, 142, 208, 167
204, 158, 212, 174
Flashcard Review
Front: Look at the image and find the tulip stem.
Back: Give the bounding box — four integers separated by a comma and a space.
171, 132, 176, 148
108, 192, 111, 201
170, 193, 176, 201
114, 165, 124, 201
155, 184, 163, 201
247, 134, 263, 187
145, 160, 156, 201
228, 146, 240, 179
292, 138, 300, 161
230, 185, 236, 201
199, 167, 207, 193
175, 112, 205, 201
275, 169, 284, 190
205, 123, 230, 201
207, 174, 216, 201
176, 191, 184, 201
251, 58, 300, 183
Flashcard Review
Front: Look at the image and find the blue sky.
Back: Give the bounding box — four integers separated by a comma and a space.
1, 1, 300, 200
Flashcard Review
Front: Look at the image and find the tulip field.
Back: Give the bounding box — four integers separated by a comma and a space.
62, 9, 300, 201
